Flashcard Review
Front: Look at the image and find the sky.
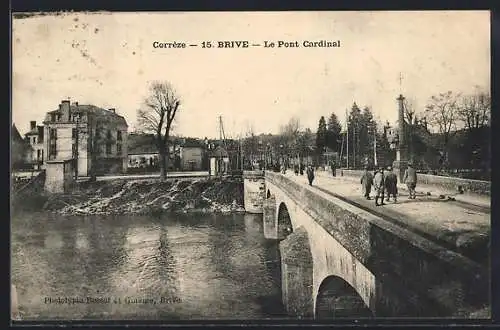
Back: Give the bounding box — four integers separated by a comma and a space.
12, 11, 490, 139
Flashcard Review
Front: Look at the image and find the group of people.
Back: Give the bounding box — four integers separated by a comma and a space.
288, 163, 316, 186
360, 162, 418, 206
293, 163, 306, 176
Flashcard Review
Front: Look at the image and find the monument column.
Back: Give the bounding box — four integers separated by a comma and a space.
393, 94, 408, 181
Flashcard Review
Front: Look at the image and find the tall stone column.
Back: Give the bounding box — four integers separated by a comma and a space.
279, 227, 314, 318
393, 94, 408, 181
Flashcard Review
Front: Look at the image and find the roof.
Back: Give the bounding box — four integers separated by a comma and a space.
46, 104, 128, 127
183, 142, 204, 148
209, 146, 228, 158
25, 125, 43, 136
11, 124, 24, 142
12, 124, 32, 152
127, 133, 158, 154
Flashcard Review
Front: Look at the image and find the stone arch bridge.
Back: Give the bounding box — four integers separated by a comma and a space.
242, 171, 489, 319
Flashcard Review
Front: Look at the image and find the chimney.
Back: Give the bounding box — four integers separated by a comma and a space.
60, 100, 71, 121
108, 108, 115, 113
30, 121, 36, 131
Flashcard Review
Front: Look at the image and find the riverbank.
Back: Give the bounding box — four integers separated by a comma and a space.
26, 177, 246, 216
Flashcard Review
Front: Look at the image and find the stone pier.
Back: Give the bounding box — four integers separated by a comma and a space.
243, 171, 266, 213
263, 195, 277, 239
279, 227, 314, 318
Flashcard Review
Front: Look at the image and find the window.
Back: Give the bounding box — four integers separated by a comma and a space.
32, 137, 36, 144
49, 142, 57, 159
117, 131, 122, 141
49, 128, 57, 159
117, 144, 122, 154
106, 143, 112, 155
37, 149, 41, 161
41, 149, 44, 162
50, 128, 57, 139
72, 143, 77, 157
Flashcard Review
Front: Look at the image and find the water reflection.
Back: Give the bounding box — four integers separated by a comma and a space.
11, 211, 284, 320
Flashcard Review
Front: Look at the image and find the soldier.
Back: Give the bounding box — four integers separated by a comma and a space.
403, 162, 417, 199
384, 165, 398, 203
373, 167, 385, 206
306, 165, 315, 186
360, 165, 374, 200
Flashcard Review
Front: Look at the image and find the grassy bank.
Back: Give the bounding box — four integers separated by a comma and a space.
19, 177, 245, 216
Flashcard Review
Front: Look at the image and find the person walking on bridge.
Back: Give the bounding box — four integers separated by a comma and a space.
373, 167, 385, 206
360, 165, 374, 200
330, 160, 337, 177
384, 166, 398, 203
403, 162, 417, 199
306, 165, 315, 186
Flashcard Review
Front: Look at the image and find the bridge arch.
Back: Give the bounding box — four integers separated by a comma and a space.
315, 275, 374, 319
277, 202, 293, 240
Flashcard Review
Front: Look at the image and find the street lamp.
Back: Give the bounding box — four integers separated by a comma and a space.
279, 144, 284, 168
265, 142, 271, 170
204, 137, 209, 173
258, 140, 263, 169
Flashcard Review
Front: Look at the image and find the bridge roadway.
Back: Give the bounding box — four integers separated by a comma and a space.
257, 170, 490, 319
295, 170, 490, 264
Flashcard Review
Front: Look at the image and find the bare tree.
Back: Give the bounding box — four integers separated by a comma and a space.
403, 97, 417, 125
137, 81, 181, 180
424, 91, 460, 166
242, 123, 259, 168
458, 87, 491, 132
280, 117, 301, 163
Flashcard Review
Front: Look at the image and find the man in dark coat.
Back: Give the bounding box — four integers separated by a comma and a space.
330, 160, 337, 177
384, 165, 398, 203
306, 165, 315, 186
294, 164, 299, 176
373, 167, 385, 206
360, 166, 374, 200
299, 163, 304, 175
403, 162, 418, 199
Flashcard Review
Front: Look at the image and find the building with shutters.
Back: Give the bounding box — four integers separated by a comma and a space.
43, 99, 128, 177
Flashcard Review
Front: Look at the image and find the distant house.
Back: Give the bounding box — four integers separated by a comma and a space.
127, 133, 182, 171
179, 139, 204, 171
208, 145, 229, 175
24, 121, 45, 170
11, 124, 31, 170
43, 100, 129, 176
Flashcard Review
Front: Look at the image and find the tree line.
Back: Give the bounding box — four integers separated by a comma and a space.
134, 80, 490, 180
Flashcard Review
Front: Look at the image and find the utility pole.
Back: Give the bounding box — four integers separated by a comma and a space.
353, 126, 356, 169
373, 125, 377, 167
346, 109, 349, 169
75, 115, 79, 180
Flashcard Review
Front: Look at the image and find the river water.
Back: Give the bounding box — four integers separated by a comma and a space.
11, 211, 285, 320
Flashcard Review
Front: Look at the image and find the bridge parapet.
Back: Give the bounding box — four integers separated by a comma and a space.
340, 169, 490, 196
265, 171, 489, 317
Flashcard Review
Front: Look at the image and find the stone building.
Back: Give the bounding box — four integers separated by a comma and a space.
24, 121, 45, 170
43, 100, 128, 177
